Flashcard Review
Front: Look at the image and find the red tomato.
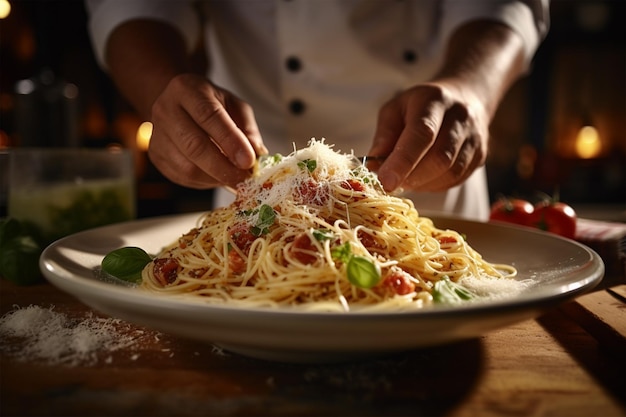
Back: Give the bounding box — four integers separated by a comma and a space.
289, 233, 319, 265
382, 268, 416, 296
153, 257, 179, 286
228, 250, 247, 274
341, 178, 366, 192
527, 201, 577, 239
294, 179, 329, 205
489, 198, 534, 226
229, 223, 257, 253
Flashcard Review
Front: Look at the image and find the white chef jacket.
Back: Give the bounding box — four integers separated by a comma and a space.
86, 0, 549, 220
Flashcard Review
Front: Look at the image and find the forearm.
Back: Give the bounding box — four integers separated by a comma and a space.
105, 20, 194, 119
433, 20, 526, 118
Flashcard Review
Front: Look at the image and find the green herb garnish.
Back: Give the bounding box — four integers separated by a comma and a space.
351, 166, 382, 188
312, 229, 333, 242
346, 256, 381, 288
250, 204, 276, 236
258, 153, 283, 168
101, 246, 152, 283
297, 159, 317, 173
432, 276, 475, 304
331, 242, 381, 289
331, 242, 352, 263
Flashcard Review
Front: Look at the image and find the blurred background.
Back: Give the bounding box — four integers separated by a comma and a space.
1, 0, 624, 221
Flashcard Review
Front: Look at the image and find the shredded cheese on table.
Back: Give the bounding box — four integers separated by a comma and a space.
0, 305, 160, 366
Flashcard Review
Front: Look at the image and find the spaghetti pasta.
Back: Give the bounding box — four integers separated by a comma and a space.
141, 139, 519, 311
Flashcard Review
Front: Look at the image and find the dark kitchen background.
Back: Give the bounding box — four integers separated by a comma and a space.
1, 0, 624, 221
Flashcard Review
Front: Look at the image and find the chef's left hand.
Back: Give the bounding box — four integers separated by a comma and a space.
368, 80, 489, 193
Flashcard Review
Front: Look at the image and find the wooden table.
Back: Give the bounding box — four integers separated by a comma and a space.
1, 277, 624, 417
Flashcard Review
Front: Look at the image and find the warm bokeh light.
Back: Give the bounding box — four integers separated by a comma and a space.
516, 144, 537, 179
136, 122, 153, 152
575, 125, 602, 159
0, 0, 11, 19
82, 104, 108, 139
0, 130, 10, 148
114, 113, 143, 148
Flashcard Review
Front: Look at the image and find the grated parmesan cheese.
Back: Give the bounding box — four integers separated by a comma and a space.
459, 275, 534, 300
0, 305, 157, 366
239, 139, 358, 209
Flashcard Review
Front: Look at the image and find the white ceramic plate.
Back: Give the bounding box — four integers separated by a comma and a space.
40, 212, 604, 363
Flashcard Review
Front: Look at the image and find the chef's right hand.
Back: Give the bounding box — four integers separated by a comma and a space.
148, 73, 267, 189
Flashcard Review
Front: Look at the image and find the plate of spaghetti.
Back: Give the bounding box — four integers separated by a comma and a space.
40, 140, 604, 362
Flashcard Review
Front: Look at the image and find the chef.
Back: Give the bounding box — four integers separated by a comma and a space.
86, 0, 548, 220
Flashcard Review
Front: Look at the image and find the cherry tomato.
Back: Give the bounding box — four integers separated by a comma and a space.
489, 198, 534, 226
527, 201, 577, 239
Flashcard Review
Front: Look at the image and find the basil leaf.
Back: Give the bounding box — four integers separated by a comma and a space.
257, 204, 276, 227
251, 204, 276, 237
330, 242, 381, 289
432, 276, 475, 304
312, 229, 333, 242
331, 242, 352, 264
101, 246, 151, 283
347, 256, 381, 289
0, 218, 44, 285
297, 159, 317, 173
0, 217, 21, 243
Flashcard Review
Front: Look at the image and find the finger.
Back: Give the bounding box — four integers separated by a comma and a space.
152, 139, 251, 189
403, 103, 471, 188
366, 101, 403, 173
152, 106, 251, 188
415, 138, 481, 191
180, 84, 257, 170
148, 100, 219, 188
369, 99, 404, 158
225, 95, 268, 156
148, 142, 218, 189
377, 99, 447, 191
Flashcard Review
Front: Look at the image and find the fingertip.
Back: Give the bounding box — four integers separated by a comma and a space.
378, 169, 400, 192
255, 140, 269, 156
242, 129, 267, 156
235, 148, 256, 169
364, 158, 383, 172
